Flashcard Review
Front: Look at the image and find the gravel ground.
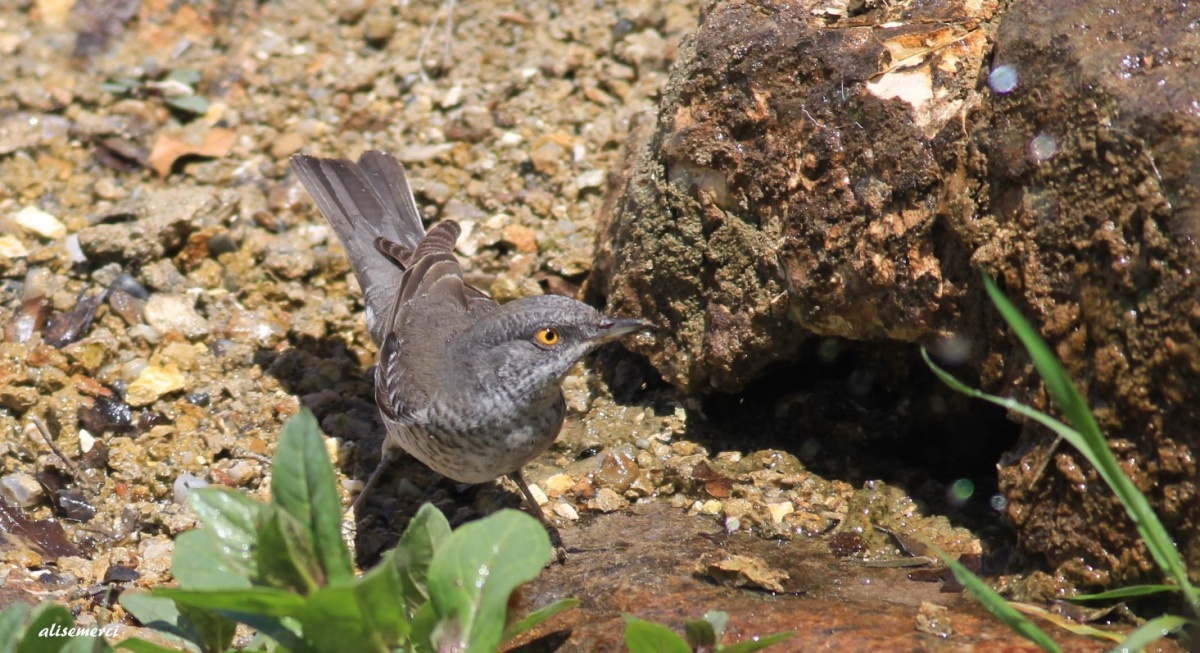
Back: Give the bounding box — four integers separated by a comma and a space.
0, 0, 984, 637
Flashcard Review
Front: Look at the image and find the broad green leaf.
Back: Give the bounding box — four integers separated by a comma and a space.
152, 588, 307, 619
1067, 585, 1181, 602
164, 95, 210, 116
188, 487, 261, 548
426, 509, 551, 653
702, 611, 729, 640
684, 617, 717, 650
17, 602, 75, 653
171, 530, 252, 590
271, 410, 353, 586
222, 615, 307, 653
301, 559, 411, 653
409, 602, 438, 653
255, 506, 322, 594
720, 631, 796, 653
927, 542, 1061, 653
0, 603, 32, 653
114, 638, 187, 653
391, 504, 452, 612
168, 69, 202, 85
979, 273, 1198, 612
1110, 614, 1192, 653
502, 598, 578, 642
57, 638, 115, 653
121, 590, 236, 653
622, 616, 691, 653
177, 487, 262, 588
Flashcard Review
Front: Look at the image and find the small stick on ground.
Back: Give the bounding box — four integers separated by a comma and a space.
29, 415, 96, 494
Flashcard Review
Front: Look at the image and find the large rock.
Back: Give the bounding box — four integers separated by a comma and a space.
595, 0, 995, 393
974, 0, 1200, 587
593, 0, 1200, 587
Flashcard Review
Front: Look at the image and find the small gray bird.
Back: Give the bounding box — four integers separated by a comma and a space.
289, 150, 649, 527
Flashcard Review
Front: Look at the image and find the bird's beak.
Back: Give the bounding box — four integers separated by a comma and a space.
592, 317, 654, 343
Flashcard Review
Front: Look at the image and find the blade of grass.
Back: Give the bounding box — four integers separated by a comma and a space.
1067, 585, 1181, 602
502, 598, 578, 643
1108, 614, 1191, 653
925, 542, 1062, 653
1008, 603, 1122, 642
979, 272, 1198, 612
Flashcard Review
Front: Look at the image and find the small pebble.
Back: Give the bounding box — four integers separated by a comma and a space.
173, 473, 209, 505
364, 13, 397, 47
527, 483, 549, 506
79, 429, 95, 454
14, 205, 67, 240
111, 272, 150, 299
144, 294, 208, 339
0, 472, 45, 508
587, 487, 627, 513
64, 234, 86, 263
699, 499, 723, 515
0, 234, 29, 258
224, 460, 260, 486
126, 364, 187, 406
768, 501, 796, 523
595, 450, 639, 493
544, 473, 576, 496
553, 502, 579, 521
223, 310, 287, 347
337, 0, 370, 24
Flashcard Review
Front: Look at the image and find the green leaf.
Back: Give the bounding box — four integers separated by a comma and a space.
255, 506, 322, 594
177, 487, 263, 588
684, 617, 717, 650
152, 588, 307, 619
300, 558, 411, 653
188, 486, 262, 546
1067, 585, 1181, 602
1110, 614, 1193, 653
719, 631, 796, 653
702, 611, 729, 640
390, 504, 452, 613
171, 530, 253, 590
622, 615, 691, 653
58, 638, 115, 653
502, 598, 578, 643
163, 95, 210, 116
426, 509, 551, 653
926, 542, 1061, 653
408, 602, 437, 653
121, 590, 235, 653
0, 603, 32, 653
167, 69, 202, 85
100, 82, 132, 94
114, 638, 187, 653
271, 409, 353, 587
17, 602, 76, 653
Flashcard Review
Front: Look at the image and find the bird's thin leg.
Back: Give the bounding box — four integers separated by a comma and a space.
507, 468, 566, 563
349, 440, 402, 514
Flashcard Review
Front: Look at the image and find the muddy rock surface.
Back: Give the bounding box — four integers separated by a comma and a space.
972, 0, 1200, 591
594, 0, 1200, 589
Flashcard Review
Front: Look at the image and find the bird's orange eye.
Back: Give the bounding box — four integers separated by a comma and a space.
534, 327, 560, 347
